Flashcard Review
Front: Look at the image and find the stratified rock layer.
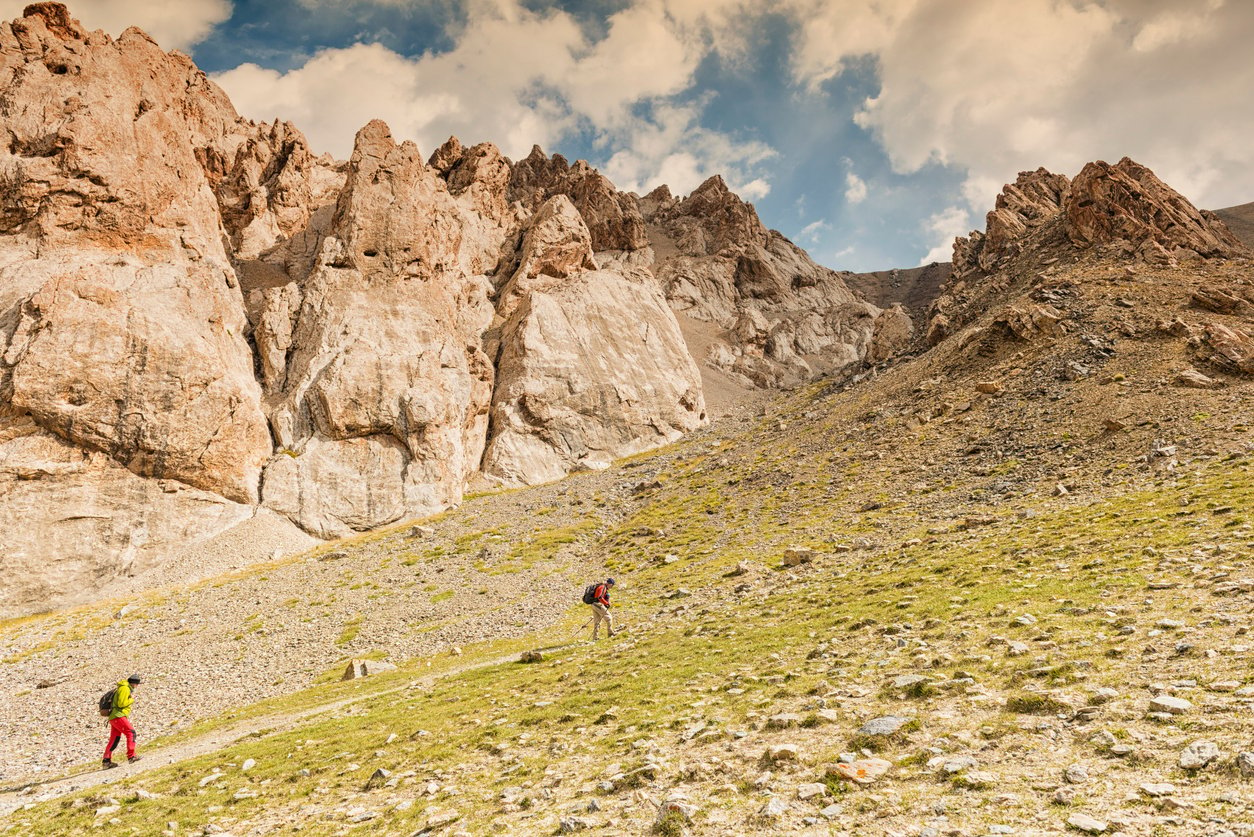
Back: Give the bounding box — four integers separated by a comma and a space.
929, 158, 1251, 344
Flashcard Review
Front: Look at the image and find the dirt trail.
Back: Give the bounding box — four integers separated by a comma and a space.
0, 644, 582, 817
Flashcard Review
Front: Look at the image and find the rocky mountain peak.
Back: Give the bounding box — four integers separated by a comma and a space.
17, 3, 81, 41
663, 174, 768, 256
933, 157, 1250, 344
427, 135, 464, 174
508, 145, 647, 251
1065, 156, 1248, 260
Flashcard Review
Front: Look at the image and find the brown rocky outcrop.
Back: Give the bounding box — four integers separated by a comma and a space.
949, 168, 1070, 284
1198, 323, 1254, 374
1065, 158, 1249, 259
930, 158, 1252, 345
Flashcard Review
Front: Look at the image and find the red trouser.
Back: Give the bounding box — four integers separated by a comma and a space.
104, 716, 136, 760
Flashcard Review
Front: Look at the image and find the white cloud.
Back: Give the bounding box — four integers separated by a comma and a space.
213, 0, 775, 202
919, 205, 971, 265
788, 0, 1254, 217
844, 172, 868, 205
0, 0, 232, 51
798, 219, 831, 242
601, 103, 775, 199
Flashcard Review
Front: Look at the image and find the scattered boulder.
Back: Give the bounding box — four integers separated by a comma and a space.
857, 716, 913, 737
1066, 812, 1107, 834
363, 768, 392, 791
828, 758, 892, 785
1200, 323, 1254, 374
782, 546, 817, 566
1140, 782, 1176, 798
758, 797, 789, 819
765, 744, 799, 763
342, 659, 398, 680
559, 817, 590, 833
1174, 368, 1219, 389
796, 783, 828, 800
1178, 740, 1220, 770
1147, 695, 1192, 715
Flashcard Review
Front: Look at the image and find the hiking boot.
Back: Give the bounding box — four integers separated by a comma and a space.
102, 760, 117, 769
127, 756, 142, 764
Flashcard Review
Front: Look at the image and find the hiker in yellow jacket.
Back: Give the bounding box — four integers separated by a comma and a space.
103, 674, 142, 768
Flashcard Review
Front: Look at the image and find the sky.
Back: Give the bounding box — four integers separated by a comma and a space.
11, 0, 1254, 271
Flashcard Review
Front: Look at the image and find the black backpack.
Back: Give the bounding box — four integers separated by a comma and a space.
98, 687, 116, 717
581, 584, 598, 605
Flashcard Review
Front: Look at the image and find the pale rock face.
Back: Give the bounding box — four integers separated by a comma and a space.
3, 254, 271, 503
484, 194, 703, 484
647, 176, 890, 387
496, 194, 598, 320
0, 423, 253, 615
211, 119, 347, 299
257, 121, 500, 537
483, 267, 706, 485
0, 6, 271, 506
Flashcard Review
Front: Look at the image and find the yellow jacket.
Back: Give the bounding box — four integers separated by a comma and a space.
108, 681, 133, 720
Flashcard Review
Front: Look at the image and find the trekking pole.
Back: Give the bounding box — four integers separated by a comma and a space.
569, 618, 592, 639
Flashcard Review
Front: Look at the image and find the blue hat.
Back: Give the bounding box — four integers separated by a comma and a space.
607, 578, 615, 585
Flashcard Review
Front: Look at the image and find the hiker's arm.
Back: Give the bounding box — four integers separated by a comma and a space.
114, 686, 132, 712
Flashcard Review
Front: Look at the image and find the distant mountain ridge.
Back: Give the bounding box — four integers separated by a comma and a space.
1214, 201, 1254, 251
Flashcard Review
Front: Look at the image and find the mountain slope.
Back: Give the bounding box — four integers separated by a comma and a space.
0, 203, 1250, 833
1214, 201, 1254, 250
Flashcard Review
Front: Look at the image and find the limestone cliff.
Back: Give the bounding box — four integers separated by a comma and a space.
0, 3, 901, 614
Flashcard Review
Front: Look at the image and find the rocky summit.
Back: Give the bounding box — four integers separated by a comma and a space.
0, 4, 906, 615
0, 5, 1251, 837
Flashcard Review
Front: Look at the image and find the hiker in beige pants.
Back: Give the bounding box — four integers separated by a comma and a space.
590, 578, 615, 639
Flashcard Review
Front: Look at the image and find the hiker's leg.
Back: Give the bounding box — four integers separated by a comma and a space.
103, 719, 121, 761
591, 604, 606, 638
119, 717, 136, 759
605, 608, 615, 637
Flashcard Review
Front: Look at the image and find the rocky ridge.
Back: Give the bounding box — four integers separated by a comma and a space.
928, 158, 1251, 346
0, 4, 897, 613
